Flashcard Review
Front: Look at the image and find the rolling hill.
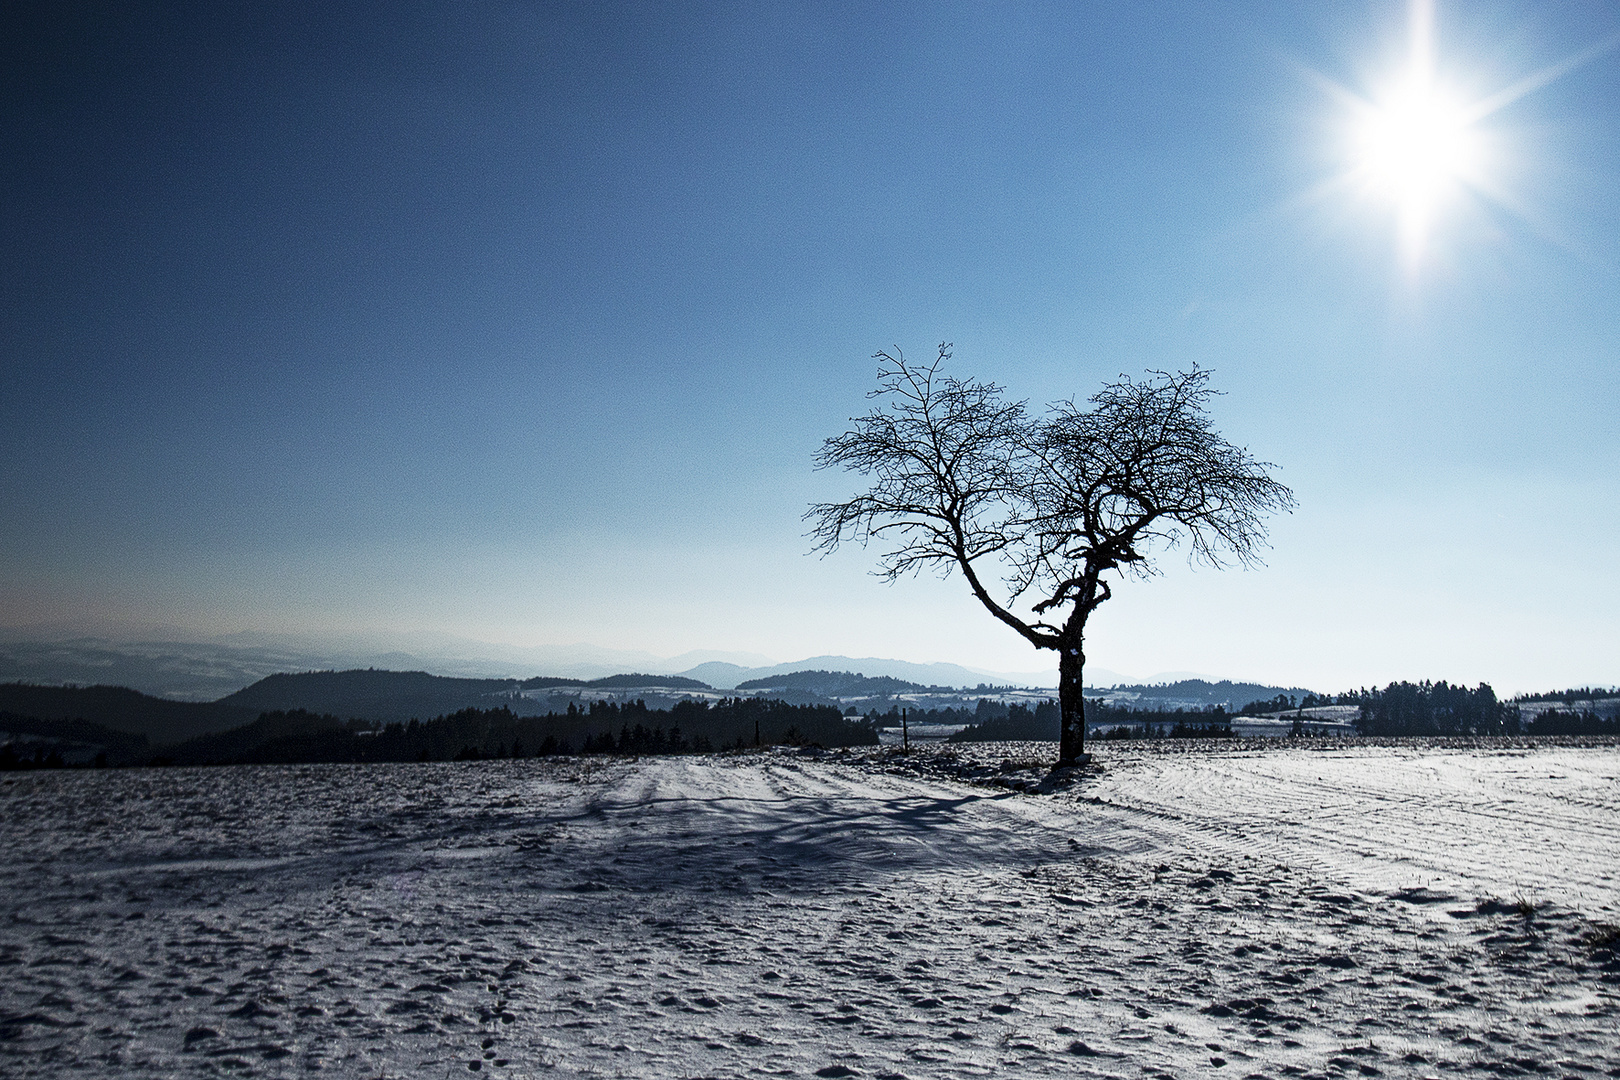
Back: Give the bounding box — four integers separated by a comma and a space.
0, 682, 256, 745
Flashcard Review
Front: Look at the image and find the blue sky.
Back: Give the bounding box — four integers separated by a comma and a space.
3, 1, 1617, 693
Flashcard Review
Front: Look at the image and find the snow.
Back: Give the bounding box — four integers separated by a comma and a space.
877, 723, 968, 745
2, 742, 1617, 1077
1079, 741, 1620, 917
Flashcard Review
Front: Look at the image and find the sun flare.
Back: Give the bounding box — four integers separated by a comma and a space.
1353, 72, 1479, 258
1347, 0, 1484, 265
1327, 0, 1614, 270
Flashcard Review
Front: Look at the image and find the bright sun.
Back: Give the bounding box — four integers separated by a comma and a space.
1330, 0, 1613, 269
1348, 0, 1482, 264
1354, 75, 1479, 255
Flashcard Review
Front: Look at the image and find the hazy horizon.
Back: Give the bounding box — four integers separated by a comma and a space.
5, 626, 1611, 703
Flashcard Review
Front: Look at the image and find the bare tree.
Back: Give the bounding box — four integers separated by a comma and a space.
808, 344, 1295, 765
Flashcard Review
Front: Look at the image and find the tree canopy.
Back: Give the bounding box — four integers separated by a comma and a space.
809, 344, 1294, 764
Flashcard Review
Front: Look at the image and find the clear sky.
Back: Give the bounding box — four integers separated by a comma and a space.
3, 1, 1617, 694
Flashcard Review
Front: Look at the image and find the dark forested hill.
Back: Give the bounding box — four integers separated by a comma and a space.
734, 669, 948, 698
159, 698, 877, 765
219, 669, 529, 722
0, 682, 255, 745
583, 673, 711, 690
219, 669, 717, 723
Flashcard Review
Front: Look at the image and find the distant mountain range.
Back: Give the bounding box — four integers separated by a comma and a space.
686, 656, 1075, 691
0, 634, 1337, 764
734, 670, 956, 696
219, 669, 714, 723
0, 636, 1078, 698
3, 665, 1322, 758
0, 638, 356, 701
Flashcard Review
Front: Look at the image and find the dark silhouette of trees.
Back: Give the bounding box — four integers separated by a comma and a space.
1350, 681, 1516, 736
809, 344, 1294, 765
0, 710, 149, 765
944, 700, 1242, 743
0, 682, 253, 744
1516, 686, 1620, 706
1239, 693, 1299, 716
942, 700, 1059, 742
1168, 719, 1234, 739
1525, 709, 1619, 736
0, 742, 67, 770
143, 697, 876, 766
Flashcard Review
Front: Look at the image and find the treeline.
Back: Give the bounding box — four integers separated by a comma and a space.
857, 699, 1059, 742
939, 700, 1237, 742
0, 741, 70, 770
940, 700, 1057, 742
936, 681, 1620, 742
1509, 685, 1620, 737
1237, 692, 1341, 716
1516, 686, 1619, 705
1346, 681, 1515, 736
736, 670, 948, 697
1341, 681, 1616, 736
1108, 679, 1317, 711
1, 697, 877, 769
153, 697, 875, 766
10, 680, 1616, 768
0, 683, 255, 744
1521, 709, 1620, 737
0, 710, 149, 768
1088, 702, 1235, 739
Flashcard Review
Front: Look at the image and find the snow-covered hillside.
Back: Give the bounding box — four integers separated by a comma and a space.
2, 743, 1616, 1077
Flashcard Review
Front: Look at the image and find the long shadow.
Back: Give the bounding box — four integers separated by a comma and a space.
2, 761, 1083, 908
527, 785, 1062, 894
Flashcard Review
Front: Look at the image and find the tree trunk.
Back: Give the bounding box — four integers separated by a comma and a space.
1058, 642, 1086, 765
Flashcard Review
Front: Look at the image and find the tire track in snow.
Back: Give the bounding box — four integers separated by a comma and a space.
1077, 744, 1620, 914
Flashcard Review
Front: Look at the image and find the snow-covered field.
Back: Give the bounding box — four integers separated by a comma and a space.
2, 741, 1617, 1078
